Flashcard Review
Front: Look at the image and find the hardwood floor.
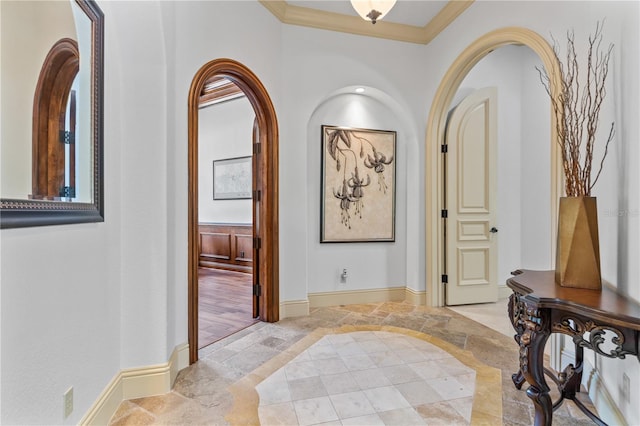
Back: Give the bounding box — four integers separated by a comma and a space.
198, 267, 258, 349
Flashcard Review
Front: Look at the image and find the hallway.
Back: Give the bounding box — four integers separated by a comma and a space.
198, 267, 258, 349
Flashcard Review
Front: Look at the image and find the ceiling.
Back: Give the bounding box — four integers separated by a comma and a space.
287, 1, 448, 27
259, 0, 474, 44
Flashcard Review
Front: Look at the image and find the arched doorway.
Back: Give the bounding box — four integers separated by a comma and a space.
425, 27, 563, 307
188, 58, 279, 363
32, 38, 79, 199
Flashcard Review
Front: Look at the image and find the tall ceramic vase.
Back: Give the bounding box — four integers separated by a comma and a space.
555, 196, 602, 290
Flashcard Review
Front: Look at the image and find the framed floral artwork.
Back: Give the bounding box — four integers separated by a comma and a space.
321, 125, 396, 243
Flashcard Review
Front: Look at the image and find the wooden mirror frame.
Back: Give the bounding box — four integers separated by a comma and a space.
0, 0, 104, 229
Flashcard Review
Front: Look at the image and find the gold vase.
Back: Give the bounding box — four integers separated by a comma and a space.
555, 196, 602, 290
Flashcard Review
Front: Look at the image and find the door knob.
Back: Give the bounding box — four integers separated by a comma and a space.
490, 227, 498, 233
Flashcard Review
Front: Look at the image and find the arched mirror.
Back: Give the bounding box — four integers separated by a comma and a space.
0, 0, 103, 228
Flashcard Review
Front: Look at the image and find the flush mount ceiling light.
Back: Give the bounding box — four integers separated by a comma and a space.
350, 0, 397, 24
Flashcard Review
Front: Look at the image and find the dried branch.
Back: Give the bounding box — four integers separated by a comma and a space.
536, 21, 614, 196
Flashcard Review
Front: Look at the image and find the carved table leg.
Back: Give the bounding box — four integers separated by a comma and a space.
560, 343, 584, 400
519, 309, 552, 426
526, 384, 553, 426
508, 292, 527, 390
512, 370, 526, 389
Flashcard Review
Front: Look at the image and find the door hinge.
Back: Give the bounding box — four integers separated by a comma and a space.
59, 186, 75, 198
60, 130, 75, 145
253, 237, 261, 249
441, 144, 448, 153
253, 142, 261, 154
253, 190, 261, 201
441, 209, 448, 218
442, 274, 448, 284
253, 283, 262, 296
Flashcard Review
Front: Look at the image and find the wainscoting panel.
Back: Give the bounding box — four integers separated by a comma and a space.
198, 223, 252, 272
200, 232, 231, 260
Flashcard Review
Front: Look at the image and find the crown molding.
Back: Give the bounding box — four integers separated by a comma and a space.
259, 0, 474, 45
421, 1, 474, 44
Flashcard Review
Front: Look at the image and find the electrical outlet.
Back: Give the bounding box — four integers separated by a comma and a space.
340, 268, 348, 283
622, 373, 630, 402
63, 387, 73, 419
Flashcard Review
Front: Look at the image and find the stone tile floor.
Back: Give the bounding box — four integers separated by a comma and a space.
243, 328, 498, 425
109, 301, 596, 425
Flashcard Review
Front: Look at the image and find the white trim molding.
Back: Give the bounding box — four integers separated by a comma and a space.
405, 287, 427, 305
280, 287, 427, 319
279, 299, 310, 319
308, 287, 406, 308
80, 343, 189, 425
586, 369, 628, 426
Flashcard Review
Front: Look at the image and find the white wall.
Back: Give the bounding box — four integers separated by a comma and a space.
105, 0, 170, 370
0, 1, 119, 424
583, 2, 640, 421
281, 25, 426, 301
1, 1, 639, 424
198, 98, 253, 224
306, 91, 409, 293
519, 47, 552, 270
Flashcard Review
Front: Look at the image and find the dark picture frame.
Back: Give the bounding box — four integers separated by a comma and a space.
321, 125, 396, 243
0, 0, 104, 228
213, 156, 252, 200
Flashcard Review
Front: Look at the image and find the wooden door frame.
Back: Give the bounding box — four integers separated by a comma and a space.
188, 58, 279, 364
425, 27, 563, 307
32, 38, 79, 198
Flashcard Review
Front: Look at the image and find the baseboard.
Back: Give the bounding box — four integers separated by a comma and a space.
498, 285, 511, 299
169, 343, 190, 386
283, 287, 425, 316
586, 368, 628, 426
80, 372, 123, 426
279, 299, 310, 319
308, 286, 406, 308
560, 347, 627, 425
80, 343, 189, 425
405, 287, 426, 305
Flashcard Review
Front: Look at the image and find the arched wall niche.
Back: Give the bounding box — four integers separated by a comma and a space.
187, 58, 279, 364
305, 85, 425, 300
425, 26, 563, 307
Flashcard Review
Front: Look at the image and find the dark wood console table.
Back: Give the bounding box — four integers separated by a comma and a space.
507, 269, 640, 426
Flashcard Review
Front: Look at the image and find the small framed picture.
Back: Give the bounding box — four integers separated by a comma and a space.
213, 156, 252, 200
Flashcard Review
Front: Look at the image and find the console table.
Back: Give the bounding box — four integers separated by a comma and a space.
507, 269, 640, 426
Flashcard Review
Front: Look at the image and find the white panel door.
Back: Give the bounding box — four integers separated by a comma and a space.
445, 87, 498, 305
